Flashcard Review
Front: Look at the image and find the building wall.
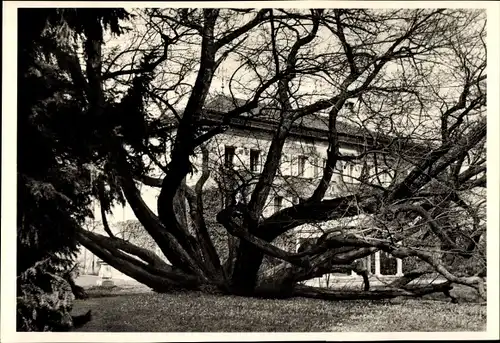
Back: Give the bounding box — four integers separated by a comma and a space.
79, 124, 405, 282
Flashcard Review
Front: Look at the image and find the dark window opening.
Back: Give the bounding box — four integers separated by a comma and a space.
274, 196, 283, 213
298, 155, 307, 176
225, 146, 235, 168
250, 149, 260, 172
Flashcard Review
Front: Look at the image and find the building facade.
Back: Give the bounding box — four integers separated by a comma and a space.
78, 96, 409, 283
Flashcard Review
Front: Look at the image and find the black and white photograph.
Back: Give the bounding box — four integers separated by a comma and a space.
2, 1, 499, 340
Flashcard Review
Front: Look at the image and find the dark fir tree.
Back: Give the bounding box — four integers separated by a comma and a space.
16, 8, 131, 331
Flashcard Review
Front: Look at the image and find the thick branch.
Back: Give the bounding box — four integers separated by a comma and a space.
461, 175, 486, 189
102, 29, 176, 80
99, 205, 114, 239
113, 145, 208, 278
333, 9, 360, 76
387, 117, 486, 202
258, 194, 378, 241
137, 175, 164, 187
321, 234, 486, 298
79, 228, 170, 269
307, 97, 345, 202
217, 208, 311, 268
214, 9, 268, 49
159, 9, 220, 226
292, 282, 453, 301
458, 164, 486, 184
247, 14, 322, 219
388, 267, 434, 288
83, 22, 104, 111
188, 146, 225, 280
77, 229, 198, 291
391, 204, 458, 250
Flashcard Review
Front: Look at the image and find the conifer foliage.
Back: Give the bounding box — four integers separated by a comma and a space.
16, 8, 131, 331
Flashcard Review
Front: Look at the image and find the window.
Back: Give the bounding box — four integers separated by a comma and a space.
250, 149, 260, 172
345, 162, 354, 177
298, 155, 307, 177
353, 165, 361, 180
337, 160, 344, 171
280, 154, 291, 176
274, 196, 283, 213
313, 157, 320, 177
224, 146, 235, 168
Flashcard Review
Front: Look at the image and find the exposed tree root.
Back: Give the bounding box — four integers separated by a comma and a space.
291, 282, 454, 301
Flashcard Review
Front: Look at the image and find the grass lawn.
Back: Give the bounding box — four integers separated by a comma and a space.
71, 285, 486, 332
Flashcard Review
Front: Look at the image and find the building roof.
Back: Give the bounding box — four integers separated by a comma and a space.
155, 94, 430, 154
202, 95, 414, 152
204, 94, 370, 138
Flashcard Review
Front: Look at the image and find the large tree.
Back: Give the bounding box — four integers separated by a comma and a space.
26, 8, 486, 301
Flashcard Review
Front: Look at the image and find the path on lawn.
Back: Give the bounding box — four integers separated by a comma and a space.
75, 274, 151, 294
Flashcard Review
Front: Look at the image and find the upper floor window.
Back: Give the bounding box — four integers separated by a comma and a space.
344, 161, 354, 177
298, 155, 307, 177
250, 149, 261, 172
312, 157, 320, 177
274, 196, 283, 213
280, 154, 291, 176
224, 146, 235, 168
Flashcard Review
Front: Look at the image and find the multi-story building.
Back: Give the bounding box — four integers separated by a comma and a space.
79, 95, 415, 285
